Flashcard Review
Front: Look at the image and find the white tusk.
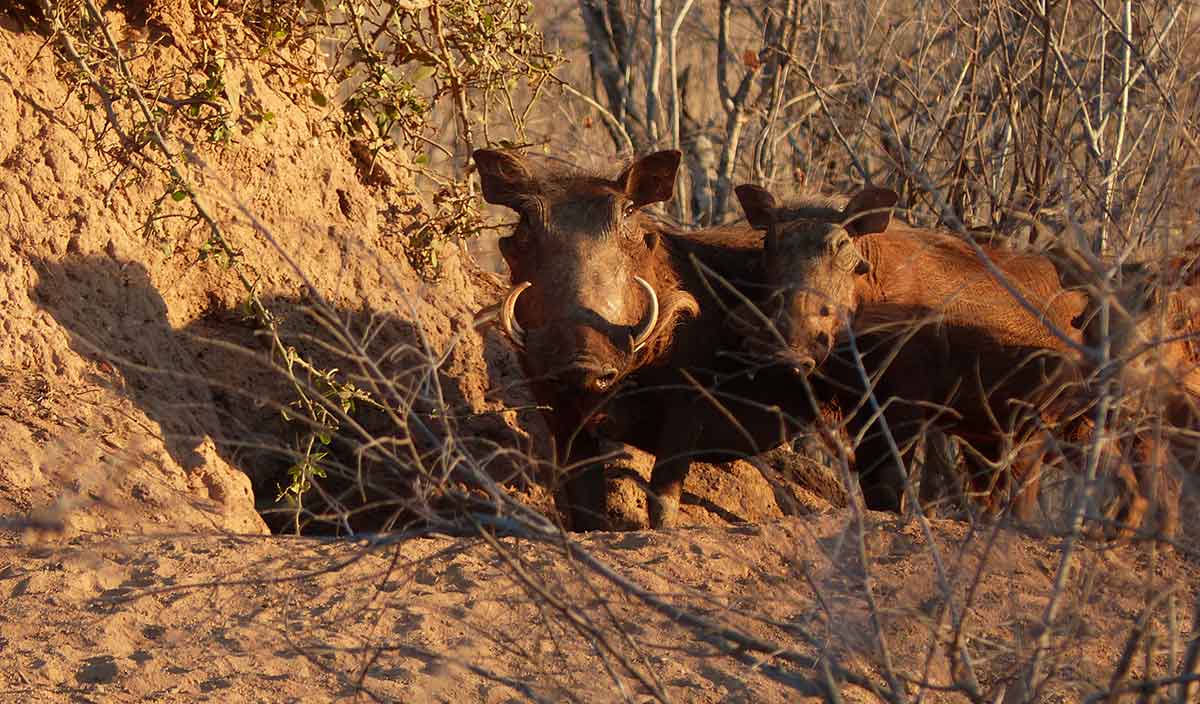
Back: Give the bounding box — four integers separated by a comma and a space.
631, 276, 659, 353
473, 304, 500, 328
500, 281, 531, 349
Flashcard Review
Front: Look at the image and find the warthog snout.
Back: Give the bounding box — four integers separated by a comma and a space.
559, 357, 621, 393
789, 355, 817, 376
810, 329, 833, 363
771, 315, 834, 375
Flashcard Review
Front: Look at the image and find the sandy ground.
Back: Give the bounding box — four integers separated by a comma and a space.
1, 514, 1195, 703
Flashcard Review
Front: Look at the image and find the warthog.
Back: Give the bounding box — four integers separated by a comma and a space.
1149, 249, 1200, 414
1059, 244, 1200, 539
733, 183, 1153, 527
1146, 252, 1200, 539
1087, 246, 1200, 412
473, 149, 836, 529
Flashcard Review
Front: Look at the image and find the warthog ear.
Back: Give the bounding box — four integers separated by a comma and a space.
843, 187, 898, 236
473, 149, 534, 211
616, 150, 681, 208
734, 184, 777, 231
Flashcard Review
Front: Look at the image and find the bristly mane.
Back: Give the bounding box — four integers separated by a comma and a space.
773, 192, 849, 223
630, 216, 767, 362
633, 216, 694, 360
498, 157, 633, 199
502, 160, 640, 241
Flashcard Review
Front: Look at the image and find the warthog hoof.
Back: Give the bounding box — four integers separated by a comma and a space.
648, 492, 680, 529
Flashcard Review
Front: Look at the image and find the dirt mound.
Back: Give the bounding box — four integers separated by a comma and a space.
0, 18, 506, 536
0, 364, 263, 535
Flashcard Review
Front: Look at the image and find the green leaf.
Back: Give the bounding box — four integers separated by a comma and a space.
171, 189, 187, 201
410, 65, 437, 83
414, 153, 429, 165
310, 89, 328, 107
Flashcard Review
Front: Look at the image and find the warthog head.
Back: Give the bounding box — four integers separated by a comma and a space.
475, 149, 698, 398
735, 183, 898, 374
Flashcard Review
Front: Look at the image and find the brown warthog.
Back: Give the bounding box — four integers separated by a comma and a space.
1144, 249, 1200, 414
473, 149, 836, 529
1141, 251, 1200, 540
1059, 244, 1200, 539
732, 183, 1152, 526
1088, 245, 1200, 413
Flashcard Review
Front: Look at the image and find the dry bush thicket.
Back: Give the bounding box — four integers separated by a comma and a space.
6, 0, 1200, 702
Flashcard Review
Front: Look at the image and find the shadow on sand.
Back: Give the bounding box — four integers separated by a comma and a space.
31, 254, 542, 534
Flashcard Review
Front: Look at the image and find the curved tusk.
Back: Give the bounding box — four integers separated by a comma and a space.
631, 276, 660, 353
500, 281, 531, 349
473, 303, 500, 329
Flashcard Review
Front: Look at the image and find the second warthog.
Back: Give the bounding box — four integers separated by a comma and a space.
733, 182, 1154, 530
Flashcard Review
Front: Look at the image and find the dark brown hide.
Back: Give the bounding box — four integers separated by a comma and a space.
735, 184, 1149, 526
475, 149, 685, 402
475, 150, 831, 529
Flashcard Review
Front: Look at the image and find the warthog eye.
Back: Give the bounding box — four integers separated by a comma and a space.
834, 236, 862, 271
623, 202, 637, 217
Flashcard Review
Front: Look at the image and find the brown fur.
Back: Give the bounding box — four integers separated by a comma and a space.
475, 150, 835, 529
1122, 247, 1200, 402
1039, 241, 1200, 540
846, 226, 1092, 519
1101, 245, 1198, 539
736, 183, 1154, 531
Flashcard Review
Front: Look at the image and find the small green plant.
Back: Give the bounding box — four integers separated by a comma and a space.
383, 183, 482, 281
275, 349, 376, 533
